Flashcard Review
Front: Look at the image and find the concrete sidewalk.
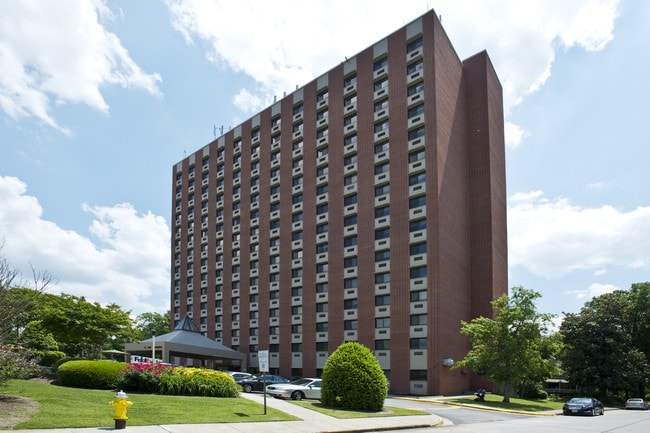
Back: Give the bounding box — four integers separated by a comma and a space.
8, 392, 443, 433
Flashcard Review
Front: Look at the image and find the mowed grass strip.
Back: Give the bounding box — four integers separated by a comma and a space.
291, 400, 430, 419
446, 393, 564, 412
2, 379, 298, 429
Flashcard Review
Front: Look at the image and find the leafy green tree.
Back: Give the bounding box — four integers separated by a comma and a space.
41, 294, 134, 358
134, 311, 171, 341
321, 341, 387, 411
452, 286, 560, 402
560, 288, 648, 397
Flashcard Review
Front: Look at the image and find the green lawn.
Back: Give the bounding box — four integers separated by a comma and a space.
445, 393, 565, 412
291, 400, 429, 419
1, 380, 298, 429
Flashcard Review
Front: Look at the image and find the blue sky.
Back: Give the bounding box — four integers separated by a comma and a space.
1, 0, 648, 325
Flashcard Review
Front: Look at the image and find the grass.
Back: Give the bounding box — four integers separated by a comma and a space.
1, 379, 299, 429
291, 400, 430, 419
445, 393, 565, 412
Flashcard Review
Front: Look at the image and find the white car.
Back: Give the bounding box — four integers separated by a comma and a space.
625, 398, 649, 410
266, 378, 322, 400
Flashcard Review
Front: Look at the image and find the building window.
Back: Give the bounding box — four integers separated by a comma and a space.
407, 60, 424, 74
344, 215, 357, 226
344, 257, 358, 268
410, 266, 428, 278
344, 299, 358, 309
407, 36, 423, 52
374, 163, 389, 175
410, 290, 427, 302
376, 317, 390, 328
344, 320, 358, 330
344, 194, 357, 205
410, 219, 426, 232
375, 294, 390, 306
375, 184, 390, 196
375, 273, 390, 284
316, 283, 328, 293
316, 303, 328, 312
409, 172, 426, 185
408, 127, 425, 140
343, 278, 357, 289
374, 79, 388, 91
316, 322, 328, 332
375, 206, 390, 218
409, 150, 425, 162
316, 243, 329, 253
344, 74, 357, 86
373, 57, 388, 70
410, 243, 427, 255
410, 314, 427, 326
409, 195, 426, 209
374, 120, 389, 132
375, 228, 390, 240
410, 338, 427, 350
374, 339, 391, 351
375, 250, 390, 262
409, 369, 428, 381
344, 236, 357, 247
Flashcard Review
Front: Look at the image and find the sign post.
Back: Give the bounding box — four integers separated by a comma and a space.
258, 350, 269, 415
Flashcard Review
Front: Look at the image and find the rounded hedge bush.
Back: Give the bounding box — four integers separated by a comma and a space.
57, 360, 127, 389
321, 342, 387, 411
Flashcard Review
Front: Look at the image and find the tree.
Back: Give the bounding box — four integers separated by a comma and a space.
560, 288, 649, 397
0, 246, 55, 341
452, 286, 560, 402
40, 294, 134, 358
134, 311, 171, 341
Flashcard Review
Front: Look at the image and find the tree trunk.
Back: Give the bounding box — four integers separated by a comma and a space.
502, 382, 510, 403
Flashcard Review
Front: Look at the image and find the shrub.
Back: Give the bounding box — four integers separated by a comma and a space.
57, 360, 127, 389
321, 342, 387, 411
33, 350, 66, 367
158, 367, 239, 397
0, 348, 41, 386
116, 362, 172, 392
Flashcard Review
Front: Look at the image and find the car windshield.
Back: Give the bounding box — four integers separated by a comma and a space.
290, 378, 313, 385
569, 398, 591, 404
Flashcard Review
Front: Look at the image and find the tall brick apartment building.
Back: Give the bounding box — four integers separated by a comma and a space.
171, 10, 507, 395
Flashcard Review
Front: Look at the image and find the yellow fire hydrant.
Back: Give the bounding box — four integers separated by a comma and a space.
109, 390, 133, 429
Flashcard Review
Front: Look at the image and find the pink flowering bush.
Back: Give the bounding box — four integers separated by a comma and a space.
116, 362, 173, 392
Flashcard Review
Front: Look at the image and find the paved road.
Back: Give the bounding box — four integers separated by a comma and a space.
388, 398, 650, 433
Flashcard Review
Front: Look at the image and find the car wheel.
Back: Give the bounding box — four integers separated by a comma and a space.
291, 391, 305, 401
590, 408, 595, 416
244, 384, 253, 393
600, 408, 604, 416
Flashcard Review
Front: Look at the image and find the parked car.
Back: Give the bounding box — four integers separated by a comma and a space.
226, 371, 252, 383
563, 397, 604, 416
625, 398, 649, 410
266, 378, 322, 400
239, 374, 290, 393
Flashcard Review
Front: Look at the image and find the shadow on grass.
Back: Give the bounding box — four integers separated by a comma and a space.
447, 395, 564, 412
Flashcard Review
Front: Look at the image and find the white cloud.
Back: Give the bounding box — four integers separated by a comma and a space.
508, 191, 650, 278
567, 282, 619, 301
0, 0, 161, 133
0, 176, 170, 315
164, 0, 619, 120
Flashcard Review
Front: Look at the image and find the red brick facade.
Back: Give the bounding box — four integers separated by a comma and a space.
171, 10, 507, 395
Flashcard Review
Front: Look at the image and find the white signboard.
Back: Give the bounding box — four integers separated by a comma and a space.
258, 350, 269, 373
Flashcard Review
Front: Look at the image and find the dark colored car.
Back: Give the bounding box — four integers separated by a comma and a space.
563, 397, 604, 416
239, 374, 290, 393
